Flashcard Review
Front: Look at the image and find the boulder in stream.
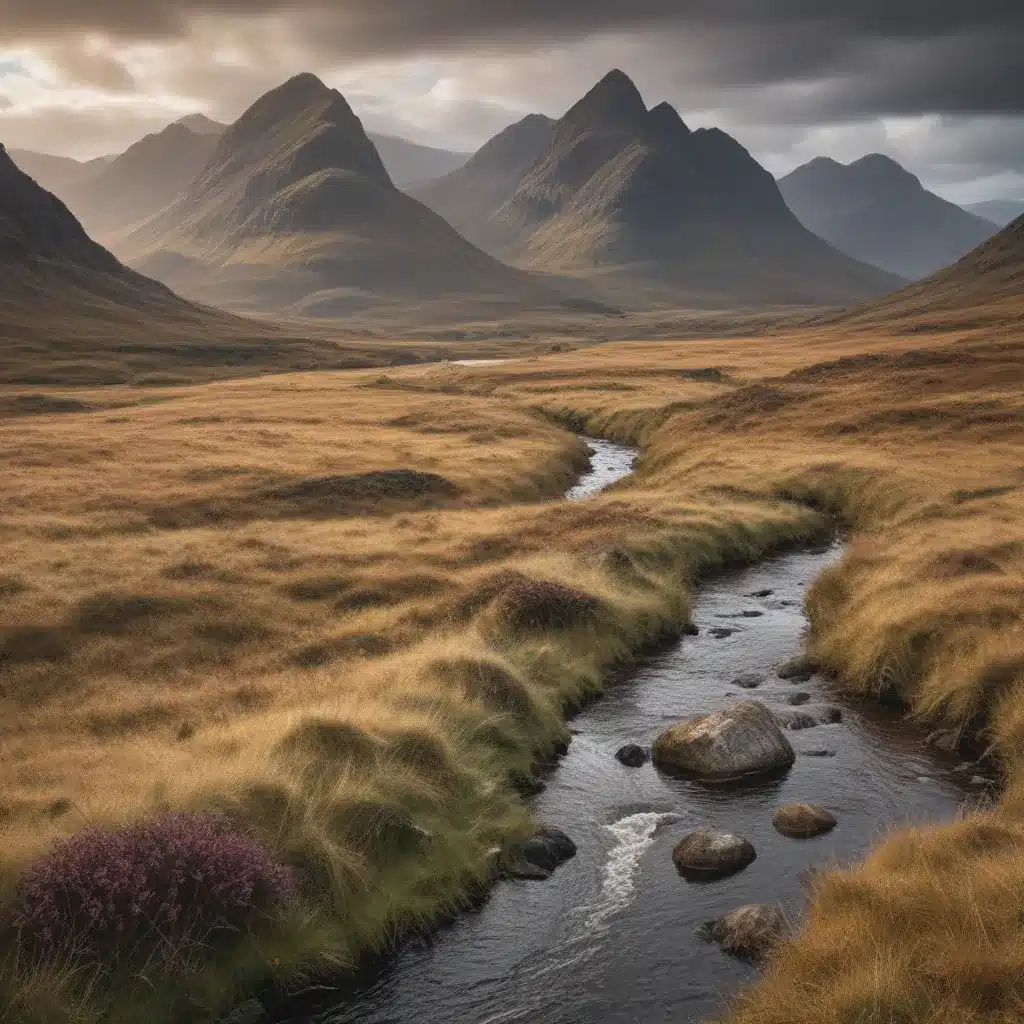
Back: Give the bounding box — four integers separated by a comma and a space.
788, 692, 812, 707
653, 701, 795, 780
673, 829, 756, 880
732, 671, 765, 690
699, 904, 790, 960
820, 707, 843, 725
746, 589, 775, 599
616, 744, 650, 768
925, 729, 960, 753
506, 826, 577, 880
783, 712, 818, 731
774, 804, 838, 838
710, 628, 736, 639
777, 655, 817, 682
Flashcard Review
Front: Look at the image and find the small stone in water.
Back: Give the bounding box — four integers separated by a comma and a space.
746, 589, 774, 599
789, 692, 812, 706
710, 628, 736, 639
785, 713, 818, 731
820, 707, 843, 725
616, 744, 650, 768
741, 610, 764, 618
800, 748, 836, 758
732, 671, 765, 690
774, 803, 838, 838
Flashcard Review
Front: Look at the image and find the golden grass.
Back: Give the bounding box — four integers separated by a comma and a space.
2, 304, 1024, 1021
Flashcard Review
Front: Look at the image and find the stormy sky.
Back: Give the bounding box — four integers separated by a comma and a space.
1, 1, 1022, 202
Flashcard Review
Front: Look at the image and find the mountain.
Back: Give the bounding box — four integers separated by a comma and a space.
8, 149, 112, 195
412, 114, 556, 251
62, 121, 225, 239
366, 133, 469, 188
839, 212, 1023, 331
414, 70, 899, 307
175, 113, 226, 136
0, 142, 351, 387
119, 73, 586, 319
779, 154, 998, 280
964, 199, 1024, 228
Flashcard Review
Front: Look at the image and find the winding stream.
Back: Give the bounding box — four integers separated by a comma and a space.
287, 439, 986, 1024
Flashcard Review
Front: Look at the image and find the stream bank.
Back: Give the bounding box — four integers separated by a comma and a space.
272, 441, 986, 1024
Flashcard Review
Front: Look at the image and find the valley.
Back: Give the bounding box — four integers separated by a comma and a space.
1, 46, 1023, 1024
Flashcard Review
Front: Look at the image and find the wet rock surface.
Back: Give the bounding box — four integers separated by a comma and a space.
673, 829, 757, 880
788, 692, 812, 706
699, 904, 790, 961
774, 804, 839, 838
783, 712, 819, 731
777, 655, 817, 682
653, 701, 796, 780
506, 826, 577, 880
616, 743, 650, 768
732, 671, 765, 690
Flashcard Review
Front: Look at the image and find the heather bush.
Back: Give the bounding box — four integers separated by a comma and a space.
10, 812, 294, 966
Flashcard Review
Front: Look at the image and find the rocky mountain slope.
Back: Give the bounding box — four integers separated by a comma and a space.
0, 142, 351, 385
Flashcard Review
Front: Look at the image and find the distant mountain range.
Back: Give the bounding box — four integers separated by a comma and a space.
9, 117, 469, 234
414, 70, 899, 307
779, 155, 997, 281
113, 74, 587, 318
963, 199, 1024, 228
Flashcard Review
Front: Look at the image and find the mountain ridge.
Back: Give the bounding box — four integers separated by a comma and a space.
417, 69, 900, 307
117, 74, 590, 319
779, 153, 997, 280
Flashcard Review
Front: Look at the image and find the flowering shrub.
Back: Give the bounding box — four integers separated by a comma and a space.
11, 812, 295, 964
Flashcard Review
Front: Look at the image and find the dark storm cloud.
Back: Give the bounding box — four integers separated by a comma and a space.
1, 1, 1022, 116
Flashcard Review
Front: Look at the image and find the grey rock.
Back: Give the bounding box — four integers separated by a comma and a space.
673, 829, 756, 880
732, 671, 765, 690
653, 701, 795, 780
746, 589, 775, 598
710, 627, 736, 639
616, 743, 650, 768
925, 729, 960, 753
784, 713, 818, 731
504, 858, 552, 880
774, 803, 838, 838
741, 610, 764, 618
520, 826, 577, 872
789, 692, 812, 707
820, 707, 843, 725
699, 904, 790, 960
799, 748, 837, 758
776, 655, 817, 682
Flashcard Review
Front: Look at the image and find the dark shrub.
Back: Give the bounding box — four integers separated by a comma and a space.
12, 813, 294, 964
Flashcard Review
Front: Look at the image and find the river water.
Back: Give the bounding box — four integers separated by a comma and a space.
289, 440, 984, 1024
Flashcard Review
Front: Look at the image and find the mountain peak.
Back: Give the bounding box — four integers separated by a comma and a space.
175, 113, 225, 136
849, 153, 922, 189
561, 68, 648, 131
278, 72, 331, 99
647, 101, 691, 142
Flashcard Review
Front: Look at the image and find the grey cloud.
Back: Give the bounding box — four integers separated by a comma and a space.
1, 2, 1021, 119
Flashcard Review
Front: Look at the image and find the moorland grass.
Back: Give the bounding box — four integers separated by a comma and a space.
2, 311, 1024, 1021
